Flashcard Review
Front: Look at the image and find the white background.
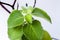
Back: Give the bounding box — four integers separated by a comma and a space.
0, 0, 60, 40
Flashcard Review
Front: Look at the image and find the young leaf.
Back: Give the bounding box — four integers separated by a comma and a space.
27, 6, 34, 13
25, 14, 32, 23
8, 10, 24, 28
22, 6, 33, 14
23, 20, 43, 40
42, 30, 52, 40
8, 26, 23, 40
32, 8, 52, 23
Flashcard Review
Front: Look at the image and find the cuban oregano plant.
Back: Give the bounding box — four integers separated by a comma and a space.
0, 0, 52, 40
7, 6, 52, 40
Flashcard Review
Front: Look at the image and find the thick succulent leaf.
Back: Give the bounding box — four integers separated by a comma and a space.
32, 8, 52, 23
8, 10, 24, 28
23, 20, 43, 40
42, 30, 52, 40
8, 26, 23, 40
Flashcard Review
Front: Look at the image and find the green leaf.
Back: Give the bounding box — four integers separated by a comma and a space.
21, 6, 27, 14
27, 6, 34, 13
8, 10, 24, 28
42, 30, 52, 40
32, 8, 52, 23
22, 6, 33, 14
23, 20, 43, 40
8, 26, 23, 40
25, 14, 32, 23
22, 35, 29, 40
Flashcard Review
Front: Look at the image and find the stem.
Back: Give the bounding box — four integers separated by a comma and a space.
17, 3, 19, 10
0, 1, 14, 9
33, 0, 36, 8
0, 4, 11, 13
0, 1, 12, 7
26, 3, 28, 7
12, 0, 16, 6
12, 0, 17, 9
25, 0, 36, 7
0, 0, 17, 13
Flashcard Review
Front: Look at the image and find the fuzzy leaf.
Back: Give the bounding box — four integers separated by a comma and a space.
42, 30, 52, 40
32, 8, 52, 23
25, 14, 32, 23
8, 26, 23, 40
23, 20, 43, 40
8, 10, 24, 28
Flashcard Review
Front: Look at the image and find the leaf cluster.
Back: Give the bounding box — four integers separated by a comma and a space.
8, 6, 52, 40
